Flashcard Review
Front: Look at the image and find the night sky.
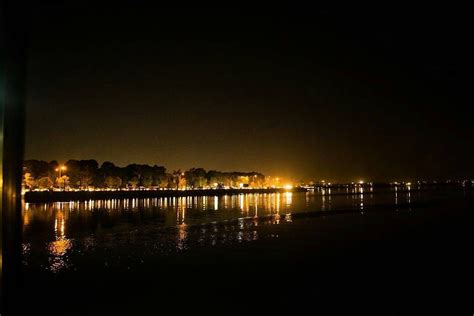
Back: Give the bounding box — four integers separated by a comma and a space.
24, 4, 472, 182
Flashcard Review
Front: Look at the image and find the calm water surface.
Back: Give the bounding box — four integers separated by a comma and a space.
22, 187, 469, 273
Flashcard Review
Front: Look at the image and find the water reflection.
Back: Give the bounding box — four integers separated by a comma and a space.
176, 199, 187, 250
23, 188, 424, 272
48, 210, 73, 272
407, 190, 412, 211
395, 186, 398, 203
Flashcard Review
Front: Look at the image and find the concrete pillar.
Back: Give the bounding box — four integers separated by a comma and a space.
1, 1, 27, 314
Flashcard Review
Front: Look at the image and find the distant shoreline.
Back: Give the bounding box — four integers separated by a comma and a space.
24, 187, 307, 203
23, 183, 473, 203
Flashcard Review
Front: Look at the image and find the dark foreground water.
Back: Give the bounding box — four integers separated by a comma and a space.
17, 187, 474, 315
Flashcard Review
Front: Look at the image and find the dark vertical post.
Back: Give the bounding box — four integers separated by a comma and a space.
1, 0, 28, 314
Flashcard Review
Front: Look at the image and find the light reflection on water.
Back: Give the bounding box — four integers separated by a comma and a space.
22, 189, 431, 272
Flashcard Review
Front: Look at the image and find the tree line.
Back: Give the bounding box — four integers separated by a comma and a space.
23, 159, 266, 190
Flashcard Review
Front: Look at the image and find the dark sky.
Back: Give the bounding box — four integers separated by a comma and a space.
24, 4, 473, 182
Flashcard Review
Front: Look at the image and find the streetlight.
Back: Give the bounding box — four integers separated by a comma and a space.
55, 165, 66, 178
55, 166, 66, 190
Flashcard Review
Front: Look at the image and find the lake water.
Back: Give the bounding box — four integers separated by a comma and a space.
17, 186, 473, 315
22, 186, 470, 273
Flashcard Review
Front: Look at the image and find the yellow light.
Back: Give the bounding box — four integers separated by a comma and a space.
49, 238, 72, 256
359, 180, 364, 184
284, 184, 293, 190
61, 166, 66, 171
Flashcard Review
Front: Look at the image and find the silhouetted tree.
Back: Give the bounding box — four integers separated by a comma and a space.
128, 176, 139, 189
23, 159, 265, 190
160, 173, 173, 188
185, 168, 207, 188
37, 177, 53, 190
151, 165, 166, 187
65, 159, 99, 189
105, 176, 122, 189
172, 169, 186, 189
24, 160, 53, 179
56, 175, 70, 190
23, 172, 35, 190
